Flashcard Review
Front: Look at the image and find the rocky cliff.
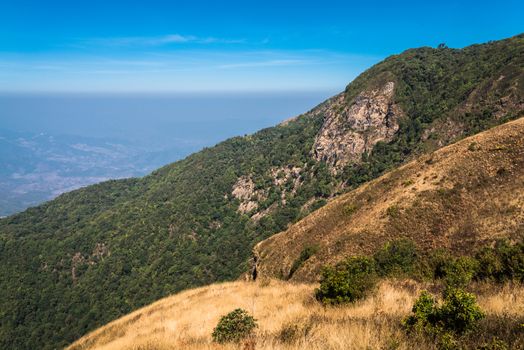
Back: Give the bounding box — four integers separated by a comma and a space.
313, 82, 400, 171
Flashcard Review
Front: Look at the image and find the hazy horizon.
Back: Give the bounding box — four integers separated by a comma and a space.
0, 90, 334, 145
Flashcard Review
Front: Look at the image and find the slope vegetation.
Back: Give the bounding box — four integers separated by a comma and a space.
0, 34, 523, 349
67, 279, 524, 350
256, 117, 524, 281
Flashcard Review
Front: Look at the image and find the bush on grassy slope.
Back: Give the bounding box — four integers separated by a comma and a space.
404, 288, 485, 348
212, 308, 258, 343
315, 256, 377, 305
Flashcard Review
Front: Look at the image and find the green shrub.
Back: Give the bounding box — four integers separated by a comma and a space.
288, 245, 318, 279
403, 291, 438, 332
343, 203, 359, 216
468, 142, 478, 151
404, 288, 485, 338
416, 248, 451, 281
373, 239, 418, 276
438, 288, 485, 334
422, 250, 478, 287
315, 256, 377, 305
432, 249, 452, 273
441, 256, 479, 289
475, 246, 504, 282
212, 308, 257, 343
386, 204, 400, 218
504, 242, 524, 281
403, 241, 524, 284
475, 240, 524, 282
402, 179, 415, 187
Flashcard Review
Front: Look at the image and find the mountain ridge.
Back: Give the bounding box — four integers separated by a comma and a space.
254, 115, 524, 281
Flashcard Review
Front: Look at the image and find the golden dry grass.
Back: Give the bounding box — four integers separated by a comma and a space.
67, 279, 524, 350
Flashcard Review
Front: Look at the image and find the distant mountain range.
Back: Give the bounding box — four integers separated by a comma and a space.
0, 33, 522, 349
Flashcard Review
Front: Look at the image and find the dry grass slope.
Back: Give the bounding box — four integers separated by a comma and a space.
67, 280, 524, 350
256, 116, 524, 282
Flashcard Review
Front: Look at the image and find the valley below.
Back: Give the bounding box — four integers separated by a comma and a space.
0, 129, 195, 216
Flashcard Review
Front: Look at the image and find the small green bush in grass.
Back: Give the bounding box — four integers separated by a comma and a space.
475, 240, 524, 282
441, 256, 479, 289
212, 308, 257, 343
343, 203, 359, 216
403, 291, 438, 332
315, 256, 377, 305
386, 204, 400, 218
438, 288, 485, 334
404, 288, 485, 344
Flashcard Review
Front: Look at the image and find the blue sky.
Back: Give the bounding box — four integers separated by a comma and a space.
0, 0, 522, 93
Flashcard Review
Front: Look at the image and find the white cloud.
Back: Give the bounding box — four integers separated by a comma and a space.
83, 34, 244, 47
218, 59, 310, 69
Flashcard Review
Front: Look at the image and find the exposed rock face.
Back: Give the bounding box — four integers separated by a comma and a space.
270, 166, 302, 205
70, 243, 110, 283
232, 167, 303, 218
231, 176, 262, 214
313, 82, 401, 171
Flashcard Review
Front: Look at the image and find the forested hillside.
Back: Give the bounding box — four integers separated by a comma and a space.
0, 34, 522, 349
